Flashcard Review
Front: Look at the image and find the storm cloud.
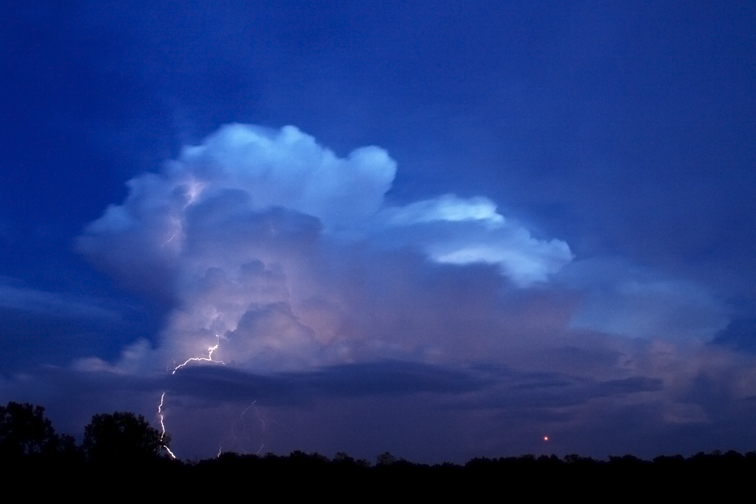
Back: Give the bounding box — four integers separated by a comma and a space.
76, 123, 575, 375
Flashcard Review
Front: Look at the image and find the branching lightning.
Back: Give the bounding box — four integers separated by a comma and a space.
216, 401, 269, 457
171, 334, 225, 374
237, 401, 267, 455
156, 333, 281, 460
157, 333, 227, 460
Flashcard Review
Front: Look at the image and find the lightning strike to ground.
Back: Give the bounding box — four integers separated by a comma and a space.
240, 401, 266, 455
250, 402, 266, 455
157, 392, 177, 459
217, 401, 269, 456
158, 334, 227, 460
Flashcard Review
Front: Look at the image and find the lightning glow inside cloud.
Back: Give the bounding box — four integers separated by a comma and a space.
76, 122, 731, 396
77, 123, 574, 373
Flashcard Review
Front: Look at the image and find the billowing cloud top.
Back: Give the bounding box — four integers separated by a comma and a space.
172, 124, 397, 229
78, 124, 573, 373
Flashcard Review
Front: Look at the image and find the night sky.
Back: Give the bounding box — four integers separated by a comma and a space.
2, 1, 756, 463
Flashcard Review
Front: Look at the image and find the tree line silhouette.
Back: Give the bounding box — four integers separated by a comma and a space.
2, 400, 754, 497
0, 402, 166, 466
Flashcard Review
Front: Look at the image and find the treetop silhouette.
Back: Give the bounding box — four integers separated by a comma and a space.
83, 411, 167, 464
0, 402, 62, 459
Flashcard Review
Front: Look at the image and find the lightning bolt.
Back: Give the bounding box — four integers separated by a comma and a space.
161, 181, 204, 249
161, 216, 183, 249
157, 392, 177, 460
171, 334, 225, 374
239, 401, 266, 455
161, 234, 177, 248
246, 401, 267, 455
216, 401, 268, 456
157, 333, 227, 460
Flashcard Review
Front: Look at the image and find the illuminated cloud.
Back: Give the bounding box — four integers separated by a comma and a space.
77, 123, 574, 373
76, 124, 396, 299
170, 124, 397, 229
377, 194, 573, 286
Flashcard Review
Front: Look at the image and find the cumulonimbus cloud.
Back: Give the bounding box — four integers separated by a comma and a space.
77, 123, 575, 373
25, 122, 752, 462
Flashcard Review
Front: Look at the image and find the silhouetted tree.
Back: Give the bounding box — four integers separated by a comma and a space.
0, 402, 60, 459
83, 411, 166, 465
376, 451, 398, 466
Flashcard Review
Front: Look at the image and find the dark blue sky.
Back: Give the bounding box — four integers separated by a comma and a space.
2, 1, 756, 462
